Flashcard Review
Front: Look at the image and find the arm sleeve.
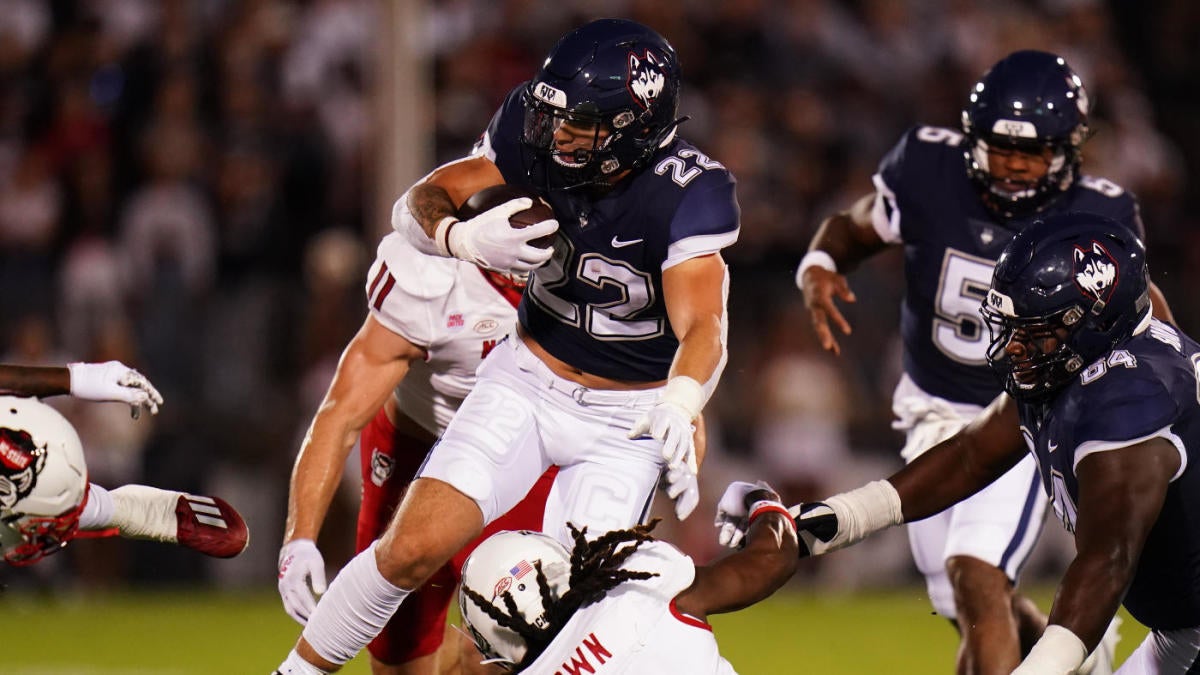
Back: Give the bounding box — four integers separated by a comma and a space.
664, 176, 740, 270
364, 233, 456, 348
1072, 372, 1185, 475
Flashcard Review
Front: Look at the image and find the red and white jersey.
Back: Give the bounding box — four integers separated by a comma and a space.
365, 233, 519, 437
524, 541, 736, 675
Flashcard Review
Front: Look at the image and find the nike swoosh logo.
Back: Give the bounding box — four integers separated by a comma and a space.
1048, 441, 1059, 453
611, 236, 644, 248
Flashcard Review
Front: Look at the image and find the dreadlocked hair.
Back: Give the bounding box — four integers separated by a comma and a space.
462, 519, 663, 672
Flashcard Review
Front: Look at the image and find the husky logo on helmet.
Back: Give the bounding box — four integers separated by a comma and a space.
627, 50, 666, 111
0, 429, 44, 510
1073, 241, 1118, 303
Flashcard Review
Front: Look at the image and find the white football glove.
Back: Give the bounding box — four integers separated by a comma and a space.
278, 538, 327, 625
628, 376, 704, 474
68, 360, 163, 419
663, 462, 700, 521
629, 401, 696, 470
441, 198, 558, 273
715, 480, 783, 548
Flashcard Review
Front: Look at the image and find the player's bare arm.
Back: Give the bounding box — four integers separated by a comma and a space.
679, 486, 798, 619
1048, 438, 1178, 653
0, 365, 70, 398
889, 393, 1026, 521
800, 192, 890, 355
661, 253, 729, 386
0, 361, 162, 417
285, 315, 426, 545
407, 156, 505, 237
401, 156, 555, 273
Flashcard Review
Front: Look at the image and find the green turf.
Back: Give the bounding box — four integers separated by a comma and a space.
0, 586, 1148, 673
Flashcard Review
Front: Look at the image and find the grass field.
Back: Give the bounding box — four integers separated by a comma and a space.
0, 585, 1148, 673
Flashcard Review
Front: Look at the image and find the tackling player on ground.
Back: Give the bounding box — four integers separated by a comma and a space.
796, 50, 1171, 674
0, 364, 247, 565
457, 479, 797, 673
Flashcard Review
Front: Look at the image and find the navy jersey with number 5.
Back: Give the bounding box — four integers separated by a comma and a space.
474, 85, 740, 382
1017, 319, 1200, 630
875, 126, 1144, 405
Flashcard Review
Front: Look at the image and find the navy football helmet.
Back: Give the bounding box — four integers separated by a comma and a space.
962, 50, 1091, 219
521, 19, 684, 190
981, 212, 1150, 402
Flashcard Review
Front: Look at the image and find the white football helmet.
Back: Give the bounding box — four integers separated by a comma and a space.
0, 396, 88, 566
458, 530, 572, 669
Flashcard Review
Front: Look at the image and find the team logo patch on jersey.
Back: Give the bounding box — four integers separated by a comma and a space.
369, 448, 394, 487
474, 319, 498, 334
0, 429, 44, 510
447, 313, 464, 329
627, 50, 666, 110
1073, 240, 1118, 303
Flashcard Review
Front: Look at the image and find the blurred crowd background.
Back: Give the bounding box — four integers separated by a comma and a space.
1, 0, 1197, 593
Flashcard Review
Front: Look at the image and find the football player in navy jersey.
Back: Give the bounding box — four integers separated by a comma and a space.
274, 19, 738, 675
796, 50, 1172, 673
740, 213, 1200, 673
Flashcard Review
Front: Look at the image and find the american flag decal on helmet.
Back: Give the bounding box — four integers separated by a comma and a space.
510, 559, 534, 579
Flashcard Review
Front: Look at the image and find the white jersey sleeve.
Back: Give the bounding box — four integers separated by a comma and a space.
365, 233, 520, 436
365, 232, 457, 347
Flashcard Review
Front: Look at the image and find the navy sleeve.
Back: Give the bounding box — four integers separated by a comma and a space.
667, 173, 740, 243
1073, 370, 1180, 446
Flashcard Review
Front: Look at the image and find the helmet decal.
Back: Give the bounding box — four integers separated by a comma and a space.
627, 50, 666, 110
1073, 241, 1118, 304
531, 81, 567, 108
0, 429, 44, 510
492, 575, 512, 600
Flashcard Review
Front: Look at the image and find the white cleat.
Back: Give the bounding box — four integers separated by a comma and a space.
109, 484, 249, 558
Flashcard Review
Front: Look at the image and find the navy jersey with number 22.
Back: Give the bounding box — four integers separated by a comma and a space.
475, 85, 740, 382
875, 126, 1143, 405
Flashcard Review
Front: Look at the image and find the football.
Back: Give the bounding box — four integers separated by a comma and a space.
458, 184, 557, 249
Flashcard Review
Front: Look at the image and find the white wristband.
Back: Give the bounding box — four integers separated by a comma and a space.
433, 216, 459, 257
823, 479, 903, 549
1013, 625, 1087, 674
661, 375, 705, 419
795, 250, 838, 290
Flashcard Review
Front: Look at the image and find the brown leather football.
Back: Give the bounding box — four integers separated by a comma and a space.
458, 184, 557, 249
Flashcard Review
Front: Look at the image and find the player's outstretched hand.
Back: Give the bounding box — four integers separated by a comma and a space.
797, 265, 856, 356
68, 360, 163, 419
714, 480, 784, 548
446, 198, 558, 273
663, 462, 699, 521
278, 539, 327, 625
